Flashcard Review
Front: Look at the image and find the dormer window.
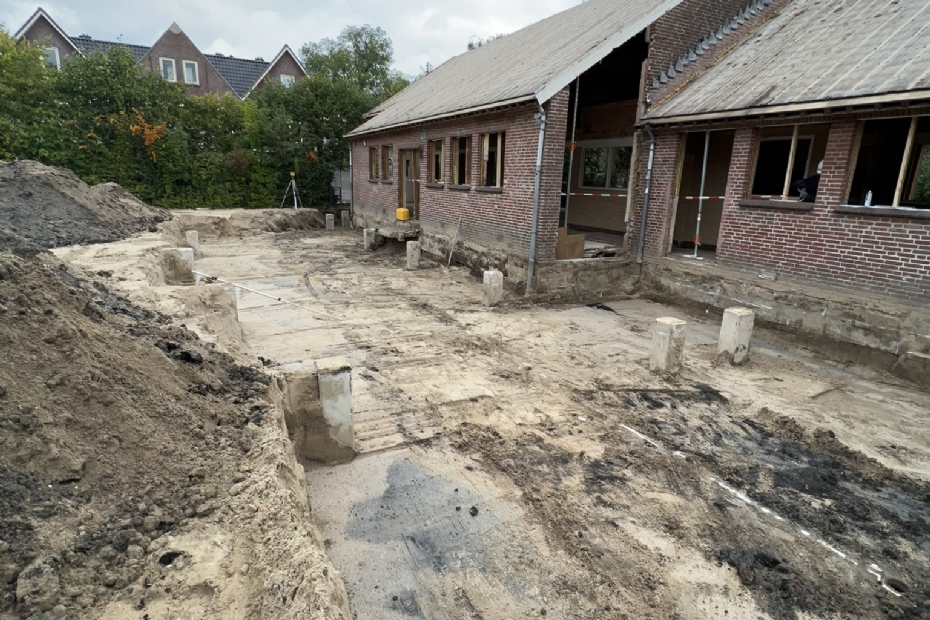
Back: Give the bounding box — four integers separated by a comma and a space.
183, 60, 199, 85
160, 58, 177, 82
44, 47, 60, 70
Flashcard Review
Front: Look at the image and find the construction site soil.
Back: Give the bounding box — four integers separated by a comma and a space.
2, 161, 930, 620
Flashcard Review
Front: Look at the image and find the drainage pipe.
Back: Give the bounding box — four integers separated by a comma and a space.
526, 103, 548, 295
348, 145, 355, 229
693, 130, 710, 259
192, 271, 342, 321
634, 126, 657, 284
563, 78, 582, 231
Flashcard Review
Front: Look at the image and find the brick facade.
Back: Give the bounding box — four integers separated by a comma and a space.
257, 52, 304, 89
352, 90, 570, 277
140, 27, 234, 97
18, 17, 78, 64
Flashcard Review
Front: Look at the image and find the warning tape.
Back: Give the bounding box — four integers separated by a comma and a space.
561, 192, 627, 198
678, 195, 726, 201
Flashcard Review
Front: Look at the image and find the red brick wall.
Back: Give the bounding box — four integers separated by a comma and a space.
140, 28, 234, 97
352, 89, 570, 267
20, 17, 77, 62
578, 100, 638, 140
628, 130, 682, 258
257, 52, 304, 89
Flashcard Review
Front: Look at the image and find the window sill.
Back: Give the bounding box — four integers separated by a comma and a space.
424, 182, 445, 189
835, 205, 930, 219
367, 179, 379, 184
448, 184, 472, 192
738, 199, 813, 211
475, 186, 503, 194
379, 180, 394, 185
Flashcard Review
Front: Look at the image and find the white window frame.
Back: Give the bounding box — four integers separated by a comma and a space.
280, 74, 295, 87
44, 47, 60, 70
577, 138, 634, 192
182, 60, 199, 85
159, 57, 177, 82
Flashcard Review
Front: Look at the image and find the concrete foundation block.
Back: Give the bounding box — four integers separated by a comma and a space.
364, 228, 376, 251
483, 270, 504, 307
325, 213, 335, 231
160, 248, 195, 285
406, 241, 421, 270
221, 284, 238, 320
718, 307, 755, 365
184, 230, 200, 253
316, 357, 354, 454
341, 210, 350, 228
650, 317, 687, 375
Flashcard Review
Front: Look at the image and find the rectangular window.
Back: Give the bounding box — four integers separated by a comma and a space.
749, 124, 830, 200
44, 47, 60, 70
182, 60, 199, 85
380, 145, 392, 181
481, 132, 506, 187
452, 136, 472, 185
369, 147, 378, 180
280, 74, 295, 87
848, 116, 930, 208
580, 146, 632, 190
160, 58, 177, 82
428, 140, 444, 183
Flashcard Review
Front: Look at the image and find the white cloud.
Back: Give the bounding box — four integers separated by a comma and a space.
1, 0, 581, 75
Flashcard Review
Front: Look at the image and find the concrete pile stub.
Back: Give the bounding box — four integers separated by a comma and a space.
221, 284, 239, 320
325, 213, 335, 231
364, 228, 377, 251
406, 241, 421, 270
650, 317, 687, 375
315, 356, 355, 460
483, 270, 504, 307
160, 248, 195, 285
184, 230, 201, 253
341, 210, 350, 228
718, 307, 755, 365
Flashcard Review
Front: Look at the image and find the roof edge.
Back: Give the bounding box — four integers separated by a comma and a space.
13, 7, 82, 56
244, 45, 308, 99
640, 90, 930, 125
346, 94, 537, 138
534, 0, 683, 104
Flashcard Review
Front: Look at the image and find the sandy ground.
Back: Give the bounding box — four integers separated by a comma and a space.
55, 214, 930, 620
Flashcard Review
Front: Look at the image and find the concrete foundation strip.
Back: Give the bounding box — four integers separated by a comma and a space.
615, 423, 898, 595
192, 271, 342, 321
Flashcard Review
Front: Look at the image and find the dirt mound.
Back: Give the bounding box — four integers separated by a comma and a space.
0, 161, 170, 255
0, 253, 349, 620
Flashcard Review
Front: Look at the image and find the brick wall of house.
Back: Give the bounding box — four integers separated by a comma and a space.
352, 89, 570, 270
20, 17, 77, 61
141, 28, 234, 97
628, 129, 682, 258
257, 52, 304, 89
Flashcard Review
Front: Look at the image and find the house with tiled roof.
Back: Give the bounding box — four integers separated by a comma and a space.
13, 7, 308, 99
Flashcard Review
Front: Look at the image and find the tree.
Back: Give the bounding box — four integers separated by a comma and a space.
0, 27, 57, 160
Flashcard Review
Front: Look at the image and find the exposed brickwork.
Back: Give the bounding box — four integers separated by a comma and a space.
628, 130, 682, 258
140, 28, 234, 97
257, 52, 304, 89
578, 100, 638, 140
352, 90, 570, 272
19, 17, 78, 62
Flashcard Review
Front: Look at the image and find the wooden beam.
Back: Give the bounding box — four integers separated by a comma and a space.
893, 117, 918, 207
782, 124, 800, 198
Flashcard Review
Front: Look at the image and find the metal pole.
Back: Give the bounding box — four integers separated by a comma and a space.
563, 77, 581, 231
693, 130, 710, 258
634, 126, 656, 283
526, 103, 548, 295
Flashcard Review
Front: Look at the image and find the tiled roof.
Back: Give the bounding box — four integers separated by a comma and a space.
71, 36, 150, 61
205, 54, 269, 98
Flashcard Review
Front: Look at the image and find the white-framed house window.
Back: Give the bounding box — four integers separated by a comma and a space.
280, 74, 295, 87
44, 47, 60, 70
159, 57, 177, 82
579, 139, 634, 191
182, 60, 199, 85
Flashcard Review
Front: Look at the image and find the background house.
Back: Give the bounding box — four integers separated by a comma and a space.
13, 7, 308, 98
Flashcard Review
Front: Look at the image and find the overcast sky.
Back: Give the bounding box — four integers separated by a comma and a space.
2, 0, 580, 75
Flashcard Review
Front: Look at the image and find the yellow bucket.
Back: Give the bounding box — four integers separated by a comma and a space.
396, 207, 410, 221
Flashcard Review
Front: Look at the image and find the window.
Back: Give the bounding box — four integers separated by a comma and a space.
280, 74, 295, 87
380, 145, 392, 181
182, 60, 199, 85
428, 140, 444, 183
749, 124, 830, 200
481, 132, 506, 187
160, 58, 177, 82
452, 136, 472, 185
369, 147, 378, 180
44, 47, 60, 70
848, 116, 930, 208
580, 146, 632, 190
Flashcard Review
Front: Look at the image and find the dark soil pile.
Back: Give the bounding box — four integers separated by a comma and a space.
0, 254, 270, 618
0, 161, 169, 255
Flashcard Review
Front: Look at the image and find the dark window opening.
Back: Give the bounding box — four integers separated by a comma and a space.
428, 140, 443, 183
849, 116, 930, 208
749, 124, 830, 201
453, 137, 472, 185
368, 147, 378, 180
482, 132, 505, 187
380, 145, 392, 181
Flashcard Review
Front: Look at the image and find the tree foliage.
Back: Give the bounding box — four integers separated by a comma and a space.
0, 23, 405, 208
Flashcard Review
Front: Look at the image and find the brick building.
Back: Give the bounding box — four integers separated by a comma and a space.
13, 7, 307, 99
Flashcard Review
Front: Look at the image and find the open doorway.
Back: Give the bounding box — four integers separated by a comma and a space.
670, 130, 735, 259
400, 149, 420, 220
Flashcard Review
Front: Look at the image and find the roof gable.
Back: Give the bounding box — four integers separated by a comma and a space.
140, 23, 238, 96
244, 45, 308, 98
13, 7, 80, 54
349, 0, 684, 137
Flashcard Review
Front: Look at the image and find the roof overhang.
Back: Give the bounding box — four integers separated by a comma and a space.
641, 90, 930, 126
346, 94, 538, 138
